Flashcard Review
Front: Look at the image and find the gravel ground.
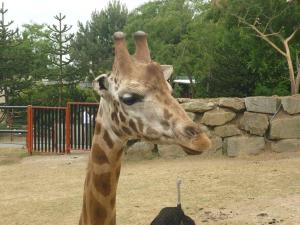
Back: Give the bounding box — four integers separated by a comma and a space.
1, 149, 300, 225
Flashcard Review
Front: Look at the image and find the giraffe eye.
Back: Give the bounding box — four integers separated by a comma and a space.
120, 93, 144, 105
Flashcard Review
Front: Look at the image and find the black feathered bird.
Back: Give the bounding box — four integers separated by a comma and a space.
150, 179, 196, 225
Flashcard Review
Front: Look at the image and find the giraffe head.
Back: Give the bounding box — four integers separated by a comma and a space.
93, 31, 211, 154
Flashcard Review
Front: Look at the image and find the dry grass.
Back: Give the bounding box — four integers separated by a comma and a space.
1, 149, 300, 225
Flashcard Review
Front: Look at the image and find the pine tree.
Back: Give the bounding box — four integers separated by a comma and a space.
48, 13, 74, 106
0, 2, 18, 45
71, 0, 128, 80
0, 2, 22, 104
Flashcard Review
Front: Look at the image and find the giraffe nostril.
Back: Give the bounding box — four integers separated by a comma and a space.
184, 126, 200, 138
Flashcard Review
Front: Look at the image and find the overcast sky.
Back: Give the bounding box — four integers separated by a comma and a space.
3, 0, 149, 32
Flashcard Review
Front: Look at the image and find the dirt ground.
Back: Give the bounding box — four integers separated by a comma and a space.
1, 149, 300, 225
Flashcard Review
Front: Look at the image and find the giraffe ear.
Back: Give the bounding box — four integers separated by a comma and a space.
161, 65, 173, 80
93, 74, 109, 96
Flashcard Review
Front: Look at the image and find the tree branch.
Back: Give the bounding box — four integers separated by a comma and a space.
249, 25, 286, 56
233, 14, 286, 57
256, 31, 280, 37
262, 4, 290, 33
285, 28, 299, 43
269, 26, 285, 42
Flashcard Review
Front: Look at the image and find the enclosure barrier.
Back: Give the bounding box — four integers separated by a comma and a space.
27, 106, 69, 154
0, 105, 28, 146
24, 102, 99, 154
68, 102, 98, 151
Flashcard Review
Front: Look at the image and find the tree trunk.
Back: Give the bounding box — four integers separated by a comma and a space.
296, 64, 300, 94
284, 41, 297, 95
59, 15, 63, 106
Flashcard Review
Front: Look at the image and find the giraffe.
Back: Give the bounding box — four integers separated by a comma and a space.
78, 31, 211, 225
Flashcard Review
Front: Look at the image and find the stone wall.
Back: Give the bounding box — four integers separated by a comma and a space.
126, 95, 300, 158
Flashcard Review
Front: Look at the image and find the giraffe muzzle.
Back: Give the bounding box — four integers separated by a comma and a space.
178, 125, 211, 154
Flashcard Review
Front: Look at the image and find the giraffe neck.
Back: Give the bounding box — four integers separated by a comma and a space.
79, 111, 125, 225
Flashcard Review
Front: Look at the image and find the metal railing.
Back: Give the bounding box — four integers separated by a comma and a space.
0, 105, 27, 146
1, 103, 99, 154
68, 102, 99, 150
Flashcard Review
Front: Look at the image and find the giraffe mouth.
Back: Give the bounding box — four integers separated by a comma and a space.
180, 145, 203, 155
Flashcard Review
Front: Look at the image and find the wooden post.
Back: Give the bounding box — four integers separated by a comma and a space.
27, 105, 33, 155
65, 104, 71, 154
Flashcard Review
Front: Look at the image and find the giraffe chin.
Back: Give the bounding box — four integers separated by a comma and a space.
179, 134, 212, 155
180, 146, 203, 155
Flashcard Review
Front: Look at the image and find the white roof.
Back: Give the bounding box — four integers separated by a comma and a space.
173, 79, 196, 84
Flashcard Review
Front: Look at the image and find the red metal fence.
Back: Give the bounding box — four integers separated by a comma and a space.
68, 102, 98, 150
27, 106, 69, 154
0, 105, 27, 147
26, 102, 98, 154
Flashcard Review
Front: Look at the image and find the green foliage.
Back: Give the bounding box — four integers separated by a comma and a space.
125, 0, 199, 96
172, 83, 183, 98
48, 13, 74, 105
21, 23, 52, 80
195, 24, 264, 97
0, 3, 33, 104
11, 85, 97, 106
210, 0, 300, 95
178, 0, 300, 97
254, 79, 290, 96
2, 0, 300, 104
125, 0, 193, 63
71, 0, 128, 80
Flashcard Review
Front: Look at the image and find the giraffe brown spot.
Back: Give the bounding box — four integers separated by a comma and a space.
163, 134, 172, 139
110, 196, 116, 209
91, 144, 109, 165
129, 119, 138, 133
160, 120, 170, 130
119, 111, 126, 123
111, 112, 119, 125
103, 130, 114, 149
90, 190, 108, 224
136, 117, 144, 132
163, 108, 173, 120
143, 136, 159, 142
111, 111, 116, 120
95, 123, 101, 135
93, 172, 112, 197
111, 126, 123, 138
113, 102, 119, 114
164, 98, 171, 105
121, 126, 132, 135
146, 127, 159, 136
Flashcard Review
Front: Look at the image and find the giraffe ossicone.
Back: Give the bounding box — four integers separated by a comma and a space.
79, 31, 211, 225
